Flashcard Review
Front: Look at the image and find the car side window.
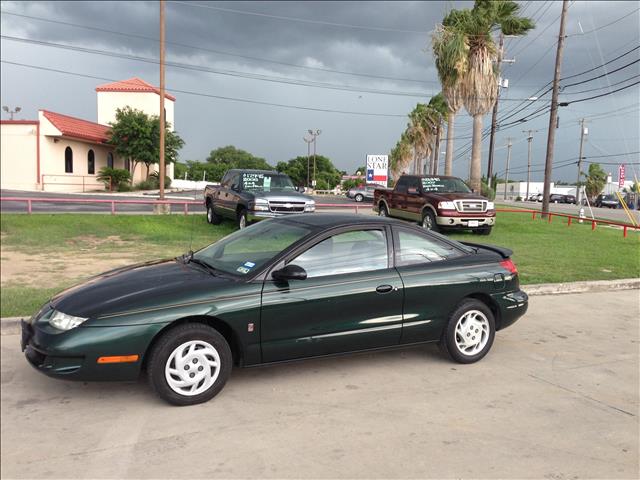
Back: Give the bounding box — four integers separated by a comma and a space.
395, 177, 409, 194
289, 229, 388, 278
395, 229, 462, 266
408, 177, 422, 192
229, 173, 240, 190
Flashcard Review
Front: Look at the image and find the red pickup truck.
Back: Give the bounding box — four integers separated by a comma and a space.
373, 174, 496, 235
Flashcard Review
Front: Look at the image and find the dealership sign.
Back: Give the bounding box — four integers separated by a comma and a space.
618, 164, 625, 188
366, 155, 389, 187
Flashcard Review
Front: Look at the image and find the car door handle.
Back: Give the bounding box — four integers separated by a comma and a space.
376, 284, 395, 294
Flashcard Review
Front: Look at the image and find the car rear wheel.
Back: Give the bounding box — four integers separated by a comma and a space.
237, 208, 248, 229
206, 203, 222, 225
147, 323, 232, 406
355, 194, 364, 202
439, 299, 495, 364
378, 203, 388, 217
421, 210, 438, 232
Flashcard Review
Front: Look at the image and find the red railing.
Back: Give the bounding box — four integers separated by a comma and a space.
1, 197, 638, 237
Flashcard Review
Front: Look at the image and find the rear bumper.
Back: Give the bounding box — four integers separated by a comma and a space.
493, 290, 528, 331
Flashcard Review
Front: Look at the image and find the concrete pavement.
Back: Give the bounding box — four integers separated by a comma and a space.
1, 290, 638, 478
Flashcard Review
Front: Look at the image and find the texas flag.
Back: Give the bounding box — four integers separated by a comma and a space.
367, 169, 386, 182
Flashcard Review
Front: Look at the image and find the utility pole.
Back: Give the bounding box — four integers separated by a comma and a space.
158, 0, 166, 203
523, 130, 537, 201
487, 33, 504, 188
503, 137, 512, 200
575, 118, 588, 203
303, 135, 313, 188
541, 0, 569, 218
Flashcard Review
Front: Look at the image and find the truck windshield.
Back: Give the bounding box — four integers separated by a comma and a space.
194, 220, 311, 276
421, 177, 471, 193
241, 173, 295, 192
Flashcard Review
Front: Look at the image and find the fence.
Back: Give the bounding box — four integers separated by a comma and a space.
1, 197, 638, 237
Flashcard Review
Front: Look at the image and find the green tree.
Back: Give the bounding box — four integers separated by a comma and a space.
97, 167, 131, 191
584, 163, 607, 199
174, 162, 188, 179
276, 155, 341, 189
206, 146, 272, 170
438, 1, 534, 192
108, 107, 184, 182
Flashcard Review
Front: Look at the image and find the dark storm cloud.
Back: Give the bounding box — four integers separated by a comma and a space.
1, 1, 638, 180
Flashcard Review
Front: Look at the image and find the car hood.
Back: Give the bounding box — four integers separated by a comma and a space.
50, 259, 236, 319
426, 192, 489, 202
251, 191, 314, 202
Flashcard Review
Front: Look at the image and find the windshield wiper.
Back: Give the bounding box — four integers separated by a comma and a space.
182, 251, 218, 276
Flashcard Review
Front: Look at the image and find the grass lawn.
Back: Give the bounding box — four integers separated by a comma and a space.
1, 212, 638, 317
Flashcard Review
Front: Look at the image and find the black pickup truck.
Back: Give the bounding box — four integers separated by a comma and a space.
204, 169, 316, 229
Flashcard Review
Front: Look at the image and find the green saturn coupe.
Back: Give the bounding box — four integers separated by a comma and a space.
21, 214, 527, 406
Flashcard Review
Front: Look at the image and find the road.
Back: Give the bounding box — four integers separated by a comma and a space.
502, 199, 640, 224
0, 189, 362, 214
1, 290, 638, 479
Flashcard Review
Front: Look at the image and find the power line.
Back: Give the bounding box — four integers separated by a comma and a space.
561, 74, 640, 95
0, 10, 441, 85
0, 60, 412, 118
562, 59, 640, 88
168, 0, 432, 34
562, 80, 640, 104
561, 45, 640, 81
569, 7, 640, 36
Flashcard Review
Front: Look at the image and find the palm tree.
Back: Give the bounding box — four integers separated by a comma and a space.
426, 93, 449, 174
432, 15, 467, 176
390, 133, 413, 179
443, 1, 534, 192
407, 103, 433, 174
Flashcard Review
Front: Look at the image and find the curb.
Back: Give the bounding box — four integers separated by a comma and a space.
2, 278, 638, 336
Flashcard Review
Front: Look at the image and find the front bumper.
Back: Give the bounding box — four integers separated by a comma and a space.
436, 215, 496, 228
493, 290, 528, 331
21, 318, 167, 382
247, 210, 314, 221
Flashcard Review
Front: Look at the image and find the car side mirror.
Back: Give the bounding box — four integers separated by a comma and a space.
272, 264, 307, 281
407, 187, 420, 195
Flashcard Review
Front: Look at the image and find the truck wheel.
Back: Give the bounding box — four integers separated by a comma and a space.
237, 208, 249, 229
355, 194, 364, 203
421, 210, 438, 232
378, 204, 388, 217
206, 203, 222, 225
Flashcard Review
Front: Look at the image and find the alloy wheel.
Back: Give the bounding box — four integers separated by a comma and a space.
454, 310, 490, 356
164, 340, 221, 396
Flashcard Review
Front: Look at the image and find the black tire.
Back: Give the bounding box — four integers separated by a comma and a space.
378, 203, 388, 217
206, 202, 222, 225
472, 226, 492, 236
421, 209, 439, 232
237, 208, 249, 229
439, 299, 495, 364
147, 323, 232, 406
355, 194, 364, 203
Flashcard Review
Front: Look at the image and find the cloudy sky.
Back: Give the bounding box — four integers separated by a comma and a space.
1, 0, 638, 182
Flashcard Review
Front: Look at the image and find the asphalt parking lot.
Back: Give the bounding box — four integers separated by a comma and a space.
1, 290, 638, 479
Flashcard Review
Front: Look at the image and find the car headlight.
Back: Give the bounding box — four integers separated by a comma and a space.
438, 201, 456, 210
487, 202, 495, 210
250, 199, 269, 212
304, 202, 316, 212
49, 310, 87, 331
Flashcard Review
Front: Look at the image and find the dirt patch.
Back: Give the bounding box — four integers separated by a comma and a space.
0, 248, 148, 288
64, 235, 133, 251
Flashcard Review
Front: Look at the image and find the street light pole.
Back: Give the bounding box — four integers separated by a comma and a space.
307, 129, 321, 188
575, 118, 588, 203
158, 0, 166, 202
2, 106, 21, 120
303, 135, 313, 188
504, 137, 512, 201
523, 130, 536, 201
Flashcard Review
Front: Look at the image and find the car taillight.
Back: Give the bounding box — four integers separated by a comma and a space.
500, 258, 518, 275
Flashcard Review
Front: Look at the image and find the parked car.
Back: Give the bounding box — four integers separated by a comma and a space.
346, 184, 376, 202
20, 215, 527, 406
549, 194, 576, 204
527, 193, 543, 202
373, 174, 496, 235
594, 194, 621, 209
204, 169, 315, 229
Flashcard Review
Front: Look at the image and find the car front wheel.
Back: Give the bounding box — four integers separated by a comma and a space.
147, 324, 232, 406
207, 203, 222, 225
439, 299, 495, 364
378, 203, 388, 217
355, 194, 364, 202
237, 208, 248, 229
421, 210, 438, 232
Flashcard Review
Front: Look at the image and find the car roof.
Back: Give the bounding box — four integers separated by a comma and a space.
274, 213, 399, 228
226, 169, 283, 175
400, 174, 462, 180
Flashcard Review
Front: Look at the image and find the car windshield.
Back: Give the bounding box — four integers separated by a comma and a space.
421, 177, 471, 193
241, 172, 295, 192
604, 195, 617, 200
193, 220, 311, 276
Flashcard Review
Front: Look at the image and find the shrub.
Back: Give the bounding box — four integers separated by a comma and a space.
97, 167, 131, 191
117, 183, 132, 192
149, 172, 172, 189
515, 195, 523, 201
135, 180, 155, 190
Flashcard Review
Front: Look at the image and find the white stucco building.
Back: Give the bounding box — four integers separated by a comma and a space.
1, 78, 175, 192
